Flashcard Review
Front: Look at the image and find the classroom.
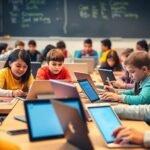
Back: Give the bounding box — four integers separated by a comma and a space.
0, 0, 150, 150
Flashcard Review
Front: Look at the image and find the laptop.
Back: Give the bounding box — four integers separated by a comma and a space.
86, 104, 141, 148
64, 63, 88, 81
74, 58, 95, 73
77, 79, 114, 104
98, 69, 116, 85
74, 72, 104, 93
50, 80, 80, 98
31, 62, 41, 78
52, 100, 94, 150
26, 80, 54, 100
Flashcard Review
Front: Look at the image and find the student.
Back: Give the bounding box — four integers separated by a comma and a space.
56, 40, 68, 58
74, 38, 98, 65
36, 49, 72, 81
99, 38, 112, 64
100, 50, 122, 71
111, 48, 134, 89
101, 51, 150, 105
27, 40, 43, 62
15, 40, 25, 50
0, 49, 34, 97
42, 44, 56, 61
136, 40, 149, 52
0, 138, 20, 150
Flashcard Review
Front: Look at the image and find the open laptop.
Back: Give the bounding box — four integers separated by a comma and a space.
52, 100, 94, 150
50, 80, 80, 98
74, 58, 95, 73
77, 79, 115, 104
64, 63, 88, 81
98, 69, 116, 85
26, 80, 54, 100
86, 104, 141, 148
31, 62, 41, 78
74, 72, 104, 93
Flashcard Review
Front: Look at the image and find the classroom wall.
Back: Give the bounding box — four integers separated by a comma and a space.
0, 37, 149, 56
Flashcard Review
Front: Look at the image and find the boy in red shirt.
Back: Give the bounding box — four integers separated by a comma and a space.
36, 49, 72, 82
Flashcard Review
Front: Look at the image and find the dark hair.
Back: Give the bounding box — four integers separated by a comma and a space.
28, 40, 36, 46
137, 40, 149, 52
121, 48, 134, 58
46, 49, 64, 63
124, 51, 150, 69
0, 43, 8, 54
56, 41, 66, 49
15, 40, 25, 48
4, 49, 31, 83
107, 50, 120, 67
101, 39, 111, 49
84, 39, 92, 45
43, 44, 56, 60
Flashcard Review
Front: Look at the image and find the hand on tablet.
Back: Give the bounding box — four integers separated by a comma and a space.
112, 126, 144, 145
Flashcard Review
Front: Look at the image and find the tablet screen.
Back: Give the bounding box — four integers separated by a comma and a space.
88, 106, 121, 143
78, 80, 99, 102
25, 101, 64, 141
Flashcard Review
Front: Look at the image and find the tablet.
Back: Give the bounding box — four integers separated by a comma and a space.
24, 100, 64, 141
88, 105, 121, 143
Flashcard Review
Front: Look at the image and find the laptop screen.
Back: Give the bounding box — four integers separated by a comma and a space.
78, 79, 99, 102
88, 106, 121, 143
25, 100, 64, 141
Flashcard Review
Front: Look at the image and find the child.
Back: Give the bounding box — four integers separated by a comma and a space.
56, 40, 68, 58
36, 49, 72, 81
99, 38, 112, 64
42, 44, 56, 61
111, 48, 134, 89
27, 40, 43, 62
15, 40, 25, 50
136, 40, 149, 52
74, 38, 98, 65
0, 49, 34, 97
101, 51, 150, 105
100, 50, 122, 71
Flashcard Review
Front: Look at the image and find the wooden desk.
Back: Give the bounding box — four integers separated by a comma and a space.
0, 101, 149, 150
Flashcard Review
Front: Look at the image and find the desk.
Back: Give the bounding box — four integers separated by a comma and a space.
0, 100, 149, 150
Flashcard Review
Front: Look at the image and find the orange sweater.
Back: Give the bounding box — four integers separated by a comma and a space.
36, 66, 72, 81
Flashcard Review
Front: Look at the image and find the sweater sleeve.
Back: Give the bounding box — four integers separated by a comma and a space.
113, 105, 150, 121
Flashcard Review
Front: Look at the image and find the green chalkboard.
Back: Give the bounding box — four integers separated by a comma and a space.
1, 0, 150, 37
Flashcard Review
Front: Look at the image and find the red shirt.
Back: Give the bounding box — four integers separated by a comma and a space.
36, 66, 72, 81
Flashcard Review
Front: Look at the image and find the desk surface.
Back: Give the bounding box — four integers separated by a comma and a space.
0, 100, 149, 150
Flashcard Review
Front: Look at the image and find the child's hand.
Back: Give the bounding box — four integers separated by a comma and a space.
111, 80, 125, 89
104, 80, 116, 93
112, 127, 144, 145
12, 90, 26, 97
101, 92, 120, 102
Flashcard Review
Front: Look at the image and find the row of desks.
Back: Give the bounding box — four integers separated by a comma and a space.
0, 72, 149, 149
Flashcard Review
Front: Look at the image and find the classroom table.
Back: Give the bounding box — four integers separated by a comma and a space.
0, 100, 149, 150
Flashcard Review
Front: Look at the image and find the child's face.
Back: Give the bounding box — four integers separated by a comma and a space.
49, 61, 63, 75
101, 44, 109, 52
16, 45, 24, 50
136, 44, 143, 51
9, 59, 28, 79
107, 58, 115, 67
84, 43, 92, 52
126, 65, 148, 81
29, 45, 36, 53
